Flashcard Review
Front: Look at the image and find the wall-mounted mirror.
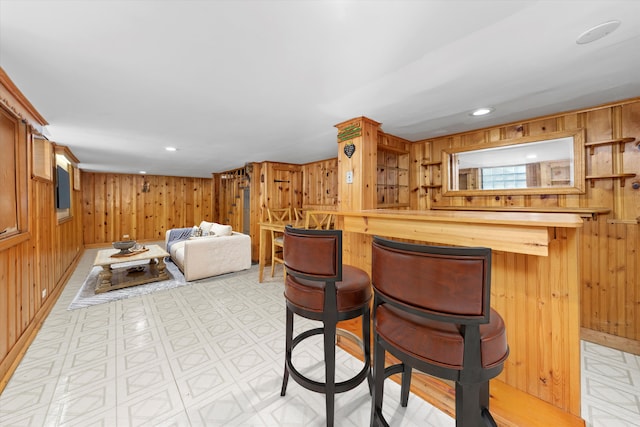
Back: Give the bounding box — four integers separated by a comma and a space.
442, 129, 585, 196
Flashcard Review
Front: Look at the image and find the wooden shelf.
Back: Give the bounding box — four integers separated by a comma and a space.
585, 173, 637, 187
377, 146, 409, 207
421, 160, 442, 167
584, 137, 636, 154
421, 184, 442, 193
421, 161, 442, 194
431, 205, 610, 220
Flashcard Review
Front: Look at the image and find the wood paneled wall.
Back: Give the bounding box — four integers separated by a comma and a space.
582, 219, 639, 342
301, 157, 338, 208
213, 168, 250, 233
82, 173, 213, 245
414, 98, 640, 351
1, 68, 84, 391
258, 161, 303, 218
213, 163, 263, 260
213, 159, 339, 262
1, 150, 83, 391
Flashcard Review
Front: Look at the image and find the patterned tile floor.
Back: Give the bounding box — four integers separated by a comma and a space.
0, 247, 638, 426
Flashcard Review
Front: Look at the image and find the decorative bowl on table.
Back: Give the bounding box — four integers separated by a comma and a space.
113, 240, 136, 254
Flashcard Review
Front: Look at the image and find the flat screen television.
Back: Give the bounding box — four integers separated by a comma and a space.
56, 165, 71, 209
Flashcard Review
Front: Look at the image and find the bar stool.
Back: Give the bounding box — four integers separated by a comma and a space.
280, 226, 372, 427
370, 237, 509, 427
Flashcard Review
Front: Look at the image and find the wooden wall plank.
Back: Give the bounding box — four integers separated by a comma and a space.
82, 173, 213, 245
0, 254, 7, 360
2, 168, 83, 389
1, 75, 84, 392
302, 158, 338, 208
419, 98, 640, 348
621, 103, 640, 220
627, 225, 639, 340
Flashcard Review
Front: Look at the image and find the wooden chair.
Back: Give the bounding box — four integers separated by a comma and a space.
294, 207, 304, 221
281, 226, 372, 427
370, 237, 509, 427
304, 211, 334, 230
267, 207, 292, 277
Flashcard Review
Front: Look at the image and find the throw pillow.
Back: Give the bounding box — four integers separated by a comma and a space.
190, 225, 203, 237
199, 221, 214, 235
209, 223, 233, 237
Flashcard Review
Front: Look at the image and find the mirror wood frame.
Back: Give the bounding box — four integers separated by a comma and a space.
442, 129, 586, 196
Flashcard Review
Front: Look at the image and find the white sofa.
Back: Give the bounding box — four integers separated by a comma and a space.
165, 222, 251, 281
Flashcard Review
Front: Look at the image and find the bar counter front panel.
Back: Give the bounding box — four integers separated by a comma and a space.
333, 209, 583, 420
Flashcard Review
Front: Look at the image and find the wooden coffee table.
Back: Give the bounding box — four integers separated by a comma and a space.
93, 244, 170, 294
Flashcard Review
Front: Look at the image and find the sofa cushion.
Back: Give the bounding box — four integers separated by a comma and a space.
177, 232, 251, 281
188, 234, 219, 241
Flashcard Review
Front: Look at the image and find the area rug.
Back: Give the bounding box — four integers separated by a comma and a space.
68, 260, 189, 310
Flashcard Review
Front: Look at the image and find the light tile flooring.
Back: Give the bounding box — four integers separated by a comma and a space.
0, 247, 638, 426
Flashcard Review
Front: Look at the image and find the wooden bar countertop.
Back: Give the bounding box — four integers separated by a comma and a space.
335, 208, 584, 227
331, 209, 583, 257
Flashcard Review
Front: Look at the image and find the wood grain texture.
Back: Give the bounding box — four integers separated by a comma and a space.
336, 210, 582, 416
417, 98, 640, 346
1, 158, 83, 391
81, 172, 213, 245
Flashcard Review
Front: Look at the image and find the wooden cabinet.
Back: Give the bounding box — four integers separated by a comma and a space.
377, 146, 409, 207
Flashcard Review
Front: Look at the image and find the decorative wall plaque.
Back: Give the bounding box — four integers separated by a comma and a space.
344, 142, 355, 158
338, 123, 361, 142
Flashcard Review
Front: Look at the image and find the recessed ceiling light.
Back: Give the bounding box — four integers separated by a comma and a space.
470, 107, 494, 117
139, 171, 147, 174
576, 20, 621, 45
165, 147, 177, 152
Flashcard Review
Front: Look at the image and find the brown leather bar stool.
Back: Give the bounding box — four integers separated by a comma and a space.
280, 226, 372, 427
370, 237, 509, 427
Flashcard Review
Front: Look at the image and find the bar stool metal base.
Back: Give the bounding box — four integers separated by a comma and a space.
281, 304, 371, 427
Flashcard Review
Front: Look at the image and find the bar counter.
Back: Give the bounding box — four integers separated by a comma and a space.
331, 209, 585, 425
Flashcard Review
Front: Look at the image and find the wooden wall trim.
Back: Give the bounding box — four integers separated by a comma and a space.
581, 327, 640, 356
0, 67, 48, 127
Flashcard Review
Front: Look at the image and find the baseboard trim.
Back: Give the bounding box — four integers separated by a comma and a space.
581, 327, 640, 356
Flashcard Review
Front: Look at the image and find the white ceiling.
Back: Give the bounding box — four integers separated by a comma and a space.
1, 0, 639, 178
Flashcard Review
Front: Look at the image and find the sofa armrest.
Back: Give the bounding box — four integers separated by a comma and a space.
166, 227, 194, 251
181, 232, 251, 281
